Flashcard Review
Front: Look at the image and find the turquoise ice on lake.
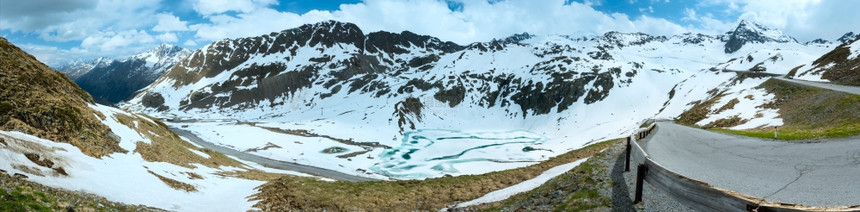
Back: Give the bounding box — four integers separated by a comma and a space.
370, 129, 550, 179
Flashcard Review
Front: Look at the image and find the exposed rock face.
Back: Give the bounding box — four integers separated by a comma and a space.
805, 38, 831, 45
724, 20, 797, 53
837, 32, 858, 44
133, 20, 645, 120
125, 20, 826, 132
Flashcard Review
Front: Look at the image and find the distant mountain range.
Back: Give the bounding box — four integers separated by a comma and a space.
54, 44, 191, 105
112, 20, 850, 151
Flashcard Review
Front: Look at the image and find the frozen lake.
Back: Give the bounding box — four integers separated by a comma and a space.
370, 129, 551, 179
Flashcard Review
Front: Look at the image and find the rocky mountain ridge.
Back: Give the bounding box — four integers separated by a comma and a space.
65, 44, 191, 105
120, 20, 838, 151
724, 20, 797, 53
837, 32, 858, 44
54, 57, 113, 80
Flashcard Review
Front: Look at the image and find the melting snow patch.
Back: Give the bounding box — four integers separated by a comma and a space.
696, 87, 783, 129
0, 130, 265, 212
453, 157, 590, 208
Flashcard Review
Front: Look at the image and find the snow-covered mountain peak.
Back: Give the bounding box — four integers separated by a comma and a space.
501, 32, 536, 44
53, 57, 115, 80
56, 56, 113, 69
670, 33, 717, 45
308, 20, 363, 35
733, 20, 791, 39
131, 43, 191, 69
53, 44, 192, 104
600, 31, 666, 47
837, 32, 858, 44
724, 20, 797, 53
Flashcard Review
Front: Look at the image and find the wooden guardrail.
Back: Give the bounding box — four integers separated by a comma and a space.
625, 123, 860, 212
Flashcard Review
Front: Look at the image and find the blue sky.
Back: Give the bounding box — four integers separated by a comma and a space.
1, 0, 858, 66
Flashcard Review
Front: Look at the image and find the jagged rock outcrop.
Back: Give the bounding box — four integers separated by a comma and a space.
837, 32, 858, 44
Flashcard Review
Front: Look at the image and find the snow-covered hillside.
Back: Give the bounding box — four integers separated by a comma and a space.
1, 37, 295, 211
123, 20, 835, 179
792, 38, 860, 85
0, 105, 298, 211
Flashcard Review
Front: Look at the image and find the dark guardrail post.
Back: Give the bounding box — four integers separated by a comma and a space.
625, 137, 631, 172
634, 163, 648, 204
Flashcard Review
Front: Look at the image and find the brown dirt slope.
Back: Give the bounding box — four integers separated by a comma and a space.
0, 37, 124, 158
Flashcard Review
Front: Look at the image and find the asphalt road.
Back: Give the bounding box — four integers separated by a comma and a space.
641, 122, 860, 207
170, 127, 379, 182
775, 77, 860, 95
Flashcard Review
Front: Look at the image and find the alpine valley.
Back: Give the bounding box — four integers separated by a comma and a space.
2, 18, 859, 211
119, 20, 854, 180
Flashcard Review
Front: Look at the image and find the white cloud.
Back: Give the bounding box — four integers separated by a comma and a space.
17, 43, 90, 67
183, 40, 198, 47
1, 0, 160, 42
190, 8, 317, 41
81, 30, 155, 51
188, 0, 693, 45
680, 8, 734, 35
156, 33, 179, 43
9, 0, 860, 66
153, 13, 190, 32
192, 0, 278, 16
639, 6, 654, 13
583, 0, 603, 7
696, 0, 860, 41
682, 8, 697, 21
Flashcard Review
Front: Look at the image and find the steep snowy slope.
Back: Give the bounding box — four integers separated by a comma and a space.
0, 37, 296, 211
792, 38, 860, 85
125, 20, 830, 179
63, 44, 192, 105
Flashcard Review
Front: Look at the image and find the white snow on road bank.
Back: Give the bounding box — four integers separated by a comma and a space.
696, 85, 783, 129
0, 104, 275, 212
450, 157, 590, 208
0, 130, 264, 212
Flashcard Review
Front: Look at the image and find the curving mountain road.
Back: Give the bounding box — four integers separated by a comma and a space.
775, 77, 860, 95
170, 127, 379, 182
641, 122, 860, 207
